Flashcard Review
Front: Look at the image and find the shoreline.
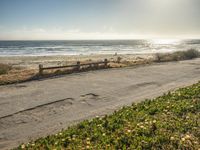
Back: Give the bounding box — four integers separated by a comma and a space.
0, 53, 154, 69
0, 49, 199, 85
0, 53, 154, 85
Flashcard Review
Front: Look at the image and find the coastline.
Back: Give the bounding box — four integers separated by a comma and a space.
0, 53, 154, 69
0, 53, 154, 85
0, 49, 199, 85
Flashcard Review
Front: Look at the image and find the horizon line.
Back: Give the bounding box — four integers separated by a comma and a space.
0, 38, 200, 41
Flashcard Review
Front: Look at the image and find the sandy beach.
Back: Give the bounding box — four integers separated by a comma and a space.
0, 54, 155, 85
0, 54, 154, 69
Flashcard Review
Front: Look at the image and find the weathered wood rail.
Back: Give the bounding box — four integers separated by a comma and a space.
38, 58, 111, 76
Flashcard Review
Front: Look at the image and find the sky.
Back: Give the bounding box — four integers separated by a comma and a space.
0, 0, 200, 40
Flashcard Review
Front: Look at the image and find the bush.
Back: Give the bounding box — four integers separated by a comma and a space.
0, 63, 12, 75
181, 49, 200, 59
154, 49, 200, 62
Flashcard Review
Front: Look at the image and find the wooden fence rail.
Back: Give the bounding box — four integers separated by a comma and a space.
39, 58, 110, 76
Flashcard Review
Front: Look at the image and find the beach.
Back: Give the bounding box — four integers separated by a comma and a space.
0, 54, 154, 69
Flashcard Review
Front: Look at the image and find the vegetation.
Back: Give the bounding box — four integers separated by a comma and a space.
16, 82, 200, 150
0, 63, 12, 75
155, 49, 200, 62
0, 50, 199, 85
0, 69, 37, 85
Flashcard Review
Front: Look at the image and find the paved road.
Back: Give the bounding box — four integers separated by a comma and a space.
0, 59, 200, 150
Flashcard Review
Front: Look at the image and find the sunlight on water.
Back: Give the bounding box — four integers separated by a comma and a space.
0, 39, 199, 56
150, 39, 180, 45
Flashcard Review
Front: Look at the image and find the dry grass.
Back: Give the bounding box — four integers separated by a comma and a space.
0, 63, 12, 75
0, 50, 199, 85
0, 68, 38, 85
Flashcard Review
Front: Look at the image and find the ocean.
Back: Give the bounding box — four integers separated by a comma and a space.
0, 39, 199, 56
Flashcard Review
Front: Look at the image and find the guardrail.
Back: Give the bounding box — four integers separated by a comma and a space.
38, 58, 111, 76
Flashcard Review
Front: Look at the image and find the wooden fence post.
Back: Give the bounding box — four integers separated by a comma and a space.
96, 63, 99, 69
104, 59, 108, 67
77, 61, 80, 71
39, 64, 43, 75
117, 57, 121, 63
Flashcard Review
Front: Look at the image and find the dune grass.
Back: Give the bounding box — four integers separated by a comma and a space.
0, 63, 12, 75
16, 82, 200, 150
0, 69, 38, 85
0, 50, 199, 86
155, 49, 200, 62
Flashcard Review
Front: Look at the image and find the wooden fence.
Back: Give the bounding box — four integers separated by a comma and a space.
38, 58, 110, 76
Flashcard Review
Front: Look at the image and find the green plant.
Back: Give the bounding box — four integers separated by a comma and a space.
154, 49, 200, 62
181, 49, 200, 59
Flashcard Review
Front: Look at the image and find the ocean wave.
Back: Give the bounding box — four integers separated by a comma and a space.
0, 40, 199, 56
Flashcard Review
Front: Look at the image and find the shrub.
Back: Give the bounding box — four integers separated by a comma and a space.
154, 49, 200, 62
0, 63, 12, 75
181, 49, 200, 59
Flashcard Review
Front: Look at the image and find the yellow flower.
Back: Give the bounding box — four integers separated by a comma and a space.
86, 141, 90, 145
194, 141, 198, 144
86, 137, 90, 141
185, 135, 191, 139
21, 144, 25, 149
153, 120, 157, 123
86, 145, 90, 149
181, 138, 185, 142
127, 130, 131, 133
140, 125, 145, 129
170, 137, 175, 140
59, 132, 62, 136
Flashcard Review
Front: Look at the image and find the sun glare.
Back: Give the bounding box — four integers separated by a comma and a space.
151, 39, 180, 45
